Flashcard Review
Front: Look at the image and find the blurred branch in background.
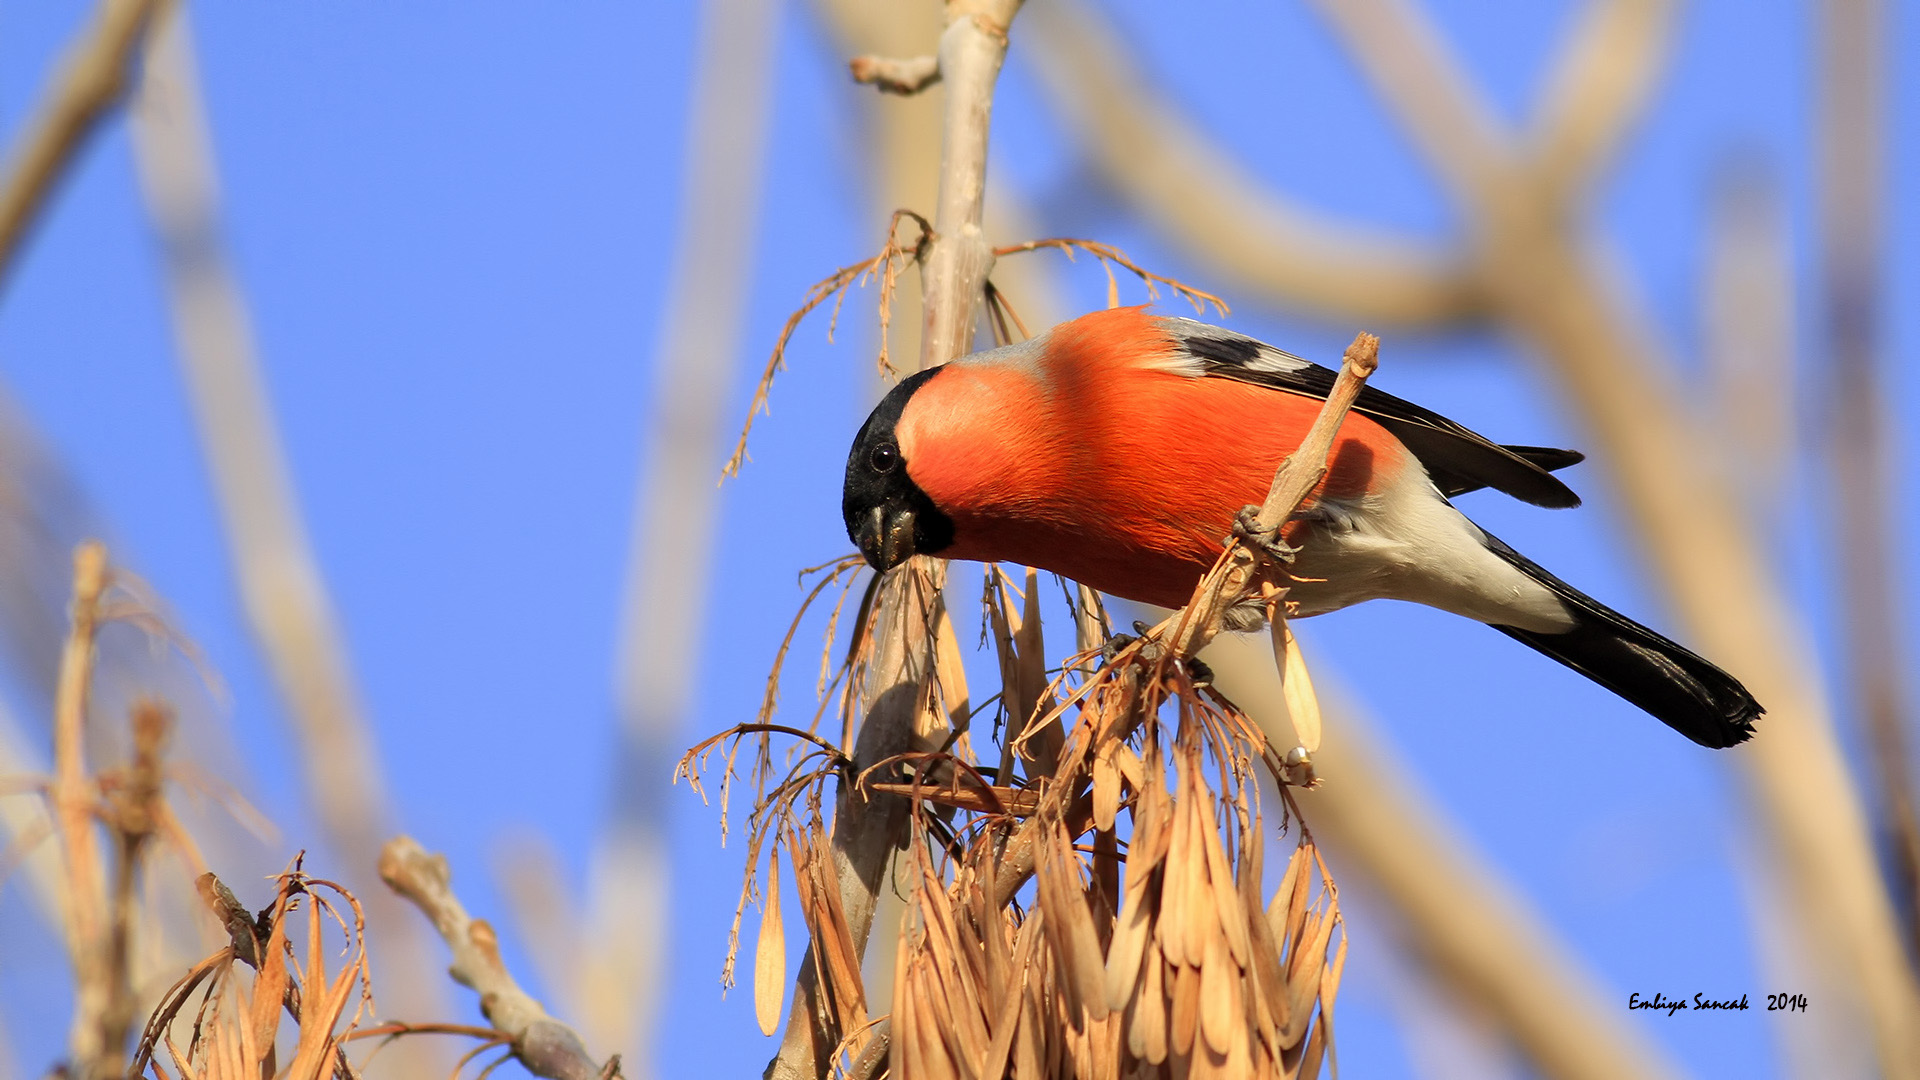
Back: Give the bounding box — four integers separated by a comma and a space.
1200, 631, 1689, 1080
1703, 158, 1794, 517
1020, 0, 1477, 330
1819, 0, 1920, 963
578, 0, 784, 1068
815, 0, 943, 392
0, 0, 160, 291
48, 545, 189, 1080
126, 4, 451, 1043
1024, 0, 1920, 1072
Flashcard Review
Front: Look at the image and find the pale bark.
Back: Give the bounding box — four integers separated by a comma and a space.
765, 4, 1025, 1077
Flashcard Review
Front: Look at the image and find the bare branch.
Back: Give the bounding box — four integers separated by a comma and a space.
917, 0, 1025, 369
0, 0, 161, 290
1817, 0, 1920, 963
590, 0, 785, 1058
1528, 0, 1677, 196
129, 10, 454, 1049
849, 54, 941, 95
51, 542, 112, 1077
768, 5, 1024, 1074
380, 837, 622, 1080
1301, 0, 1920, 1072
1020, 0, 1480, 328
1307, 0, 1518, 205
131, 2, 389, 896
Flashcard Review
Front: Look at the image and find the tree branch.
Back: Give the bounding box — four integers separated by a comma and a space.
380, 837, 622, 1080
128, 12, 456, 1057
51, 542, 113, 1079
1528, 0, 1677, 197
1817, 0, 1920, 966
766, 3, 1024, 1077
0, 0, 161, 291
1019, 0, 1481, 329
1307, 1, 1920, 1073
849, 54, 941, 95
588, 0, 785, 1059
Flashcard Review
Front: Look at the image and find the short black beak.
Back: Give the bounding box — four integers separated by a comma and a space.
855, 505, 917, 572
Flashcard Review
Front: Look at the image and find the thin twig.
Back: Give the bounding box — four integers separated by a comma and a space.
991, 237, 1228, 317
849, 54, 941, 95
51, 541, 113, 1078
1162, 333, 1379, 658
379, 837, 622, 1080
1018, 0, 1478, 327
0, 0, 162, 291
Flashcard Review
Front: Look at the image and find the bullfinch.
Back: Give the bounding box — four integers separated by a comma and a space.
841, 306, 1760, 748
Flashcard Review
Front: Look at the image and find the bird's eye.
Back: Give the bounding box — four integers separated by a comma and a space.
869, 442, 900, 473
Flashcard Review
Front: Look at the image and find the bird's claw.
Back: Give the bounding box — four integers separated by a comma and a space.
1101, 632, 1138, 662
1232, 506, 1297, 564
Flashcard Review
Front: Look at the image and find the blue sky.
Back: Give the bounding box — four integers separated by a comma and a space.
0, 2, 1911, 1078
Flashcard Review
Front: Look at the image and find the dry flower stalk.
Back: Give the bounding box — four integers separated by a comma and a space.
31, 541, 214, 1079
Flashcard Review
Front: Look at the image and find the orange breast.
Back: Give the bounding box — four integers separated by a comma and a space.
900, 341, 1409, 610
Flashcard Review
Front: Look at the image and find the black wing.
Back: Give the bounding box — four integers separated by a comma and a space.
1165, 318, 1584, 509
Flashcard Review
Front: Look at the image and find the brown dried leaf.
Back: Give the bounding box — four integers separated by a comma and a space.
933, 597, 972, 725
1180, 785, 1217, 973
1159, 781, 1196, 968
1139, 947, 1169, 1064
807, 827, 869, 1032
1170, 959, 1200, 1058
1198, 913, 1236, 1057
1037, 819, 1111, 1022
1013, 959, 1046, 1080
1104, 863, 1154, 1012
1092, 745, 1121, 832
754, 852, 786, 1036
1282, 907, 1336, 1047
981, 911, 1044, 1080
1200, 796, 1251, 969
1272, 620, 1323, 753
248, 903, 290, 1061
1240, 837, 1290, 1053
1113, 743, 1145, 793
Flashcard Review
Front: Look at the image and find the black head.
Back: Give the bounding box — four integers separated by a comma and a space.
843, 367, 955, 572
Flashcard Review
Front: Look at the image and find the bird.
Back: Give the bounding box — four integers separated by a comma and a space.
842, 306, 1760, 748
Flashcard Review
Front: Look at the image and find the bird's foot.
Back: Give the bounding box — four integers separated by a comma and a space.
1232, 506, 1298, 564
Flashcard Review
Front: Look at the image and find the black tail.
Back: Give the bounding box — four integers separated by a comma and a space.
1482, 534, 1761, 748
